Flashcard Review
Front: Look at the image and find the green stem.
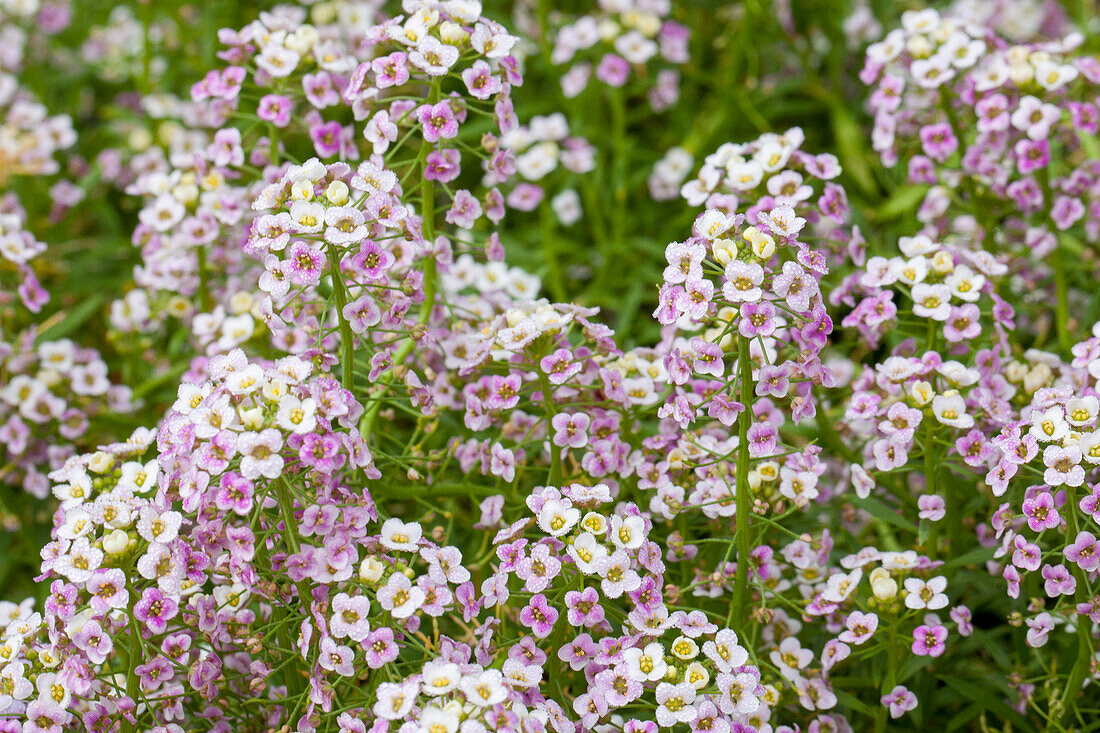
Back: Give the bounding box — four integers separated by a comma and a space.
731, 336, 755, 628
873, 620, 901, 733
195, 246, 212, 313
1054, 486, 1095, 730
122, 608, 142, 733
538, 369, 563, 485
598, 87, 628, 296
327, 243, 355, 392
271, 477, 312, 709
360, 83, 441, 440
1052, 244, 1073, 353
540, 203, 566, 302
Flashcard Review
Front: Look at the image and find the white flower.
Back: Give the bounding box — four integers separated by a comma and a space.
421, 660, 461, 696
289, 200, 324, 233
903, 575, 949, 610
567, 532, 607, 574
693, 209, 735, 241
380, 518, 422, 551
275, 395, 318, 435
1029, 406, 1069, 443
759, 203, 805, 238
459, 670, 507, 707
1066, 397, 1098, 428
119, 459, 159, 494
623, 642, 668, 682
821, 568, 863, 603
944, 265, 984, 302
416, 706, 459, 733
609, 514, 645, 549
932, 392, 973, 429
136, 507, 182, 544
880, 550, 919, 570
536, 498, 579, 537
225, 365, 264, 395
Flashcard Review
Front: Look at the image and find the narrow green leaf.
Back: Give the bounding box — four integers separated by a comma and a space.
854, 495, 918, 534
34, 295, 105, 344
872, 184, 930, 221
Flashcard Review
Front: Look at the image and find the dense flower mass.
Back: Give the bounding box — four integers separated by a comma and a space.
1, 1, 1099, 732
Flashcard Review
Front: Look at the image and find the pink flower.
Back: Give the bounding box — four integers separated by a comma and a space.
330, 593, 372, 642
462, 60, 503, 99
1065, 531, 1100, 573
840, 611, 878, 645
1022, 491, 1061, 531
911, 624, 947, 657
917, 494, 946, 522
738, 301, 776, 338
881, 685, 918, 719
134, 587, 179, 635
690, 337, 725, 377
1041, 563, 1077, 597
371, 52, 409, 88
519, 593, 559, 637
565, 586, 606, 627
1015, 139, 1050, 174
595, 54, 630, 86
1025, 612, 1054, 648
541, 348, 581, 384
319, 637, 355, 677
919, 122, 958, 162
551, 412, 590, 449
417, 102, 459, 142
943, 304, 981, 342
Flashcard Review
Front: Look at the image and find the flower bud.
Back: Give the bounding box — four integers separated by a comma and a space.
1004, 361, 1028, 383
870, 567, 898, 600
166, 295, 192, 318
325, 180, 349, 206
439, 20, 466, 45
712, 237, 737, 265
906, 35, 933, 59
103, 529, 130, 556
89, 452, 115, 474
359, 556, 384, 583
930, 251, 954, 274
239, 406, 264, 430
128, 127, 153, 152
310, 3, 337, 25
909, 380, 934, 405
871, 575, 898, 600
173, 182, 199, 206
749, 231, 776, 259
291, 180, 314, 201
1023, 364, 1051, 394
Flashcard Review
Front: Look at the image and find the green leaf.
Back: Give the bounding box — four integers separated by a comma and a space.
936, 675, 1024, 723
942, 545, 996, 571
918, 517, 931, 546
854, 495, 919, 535
946, 703, 984, 732
34, 295, 105, 344
830, 103, 878, 197
871, 184, 931, 221
833, 688, 876, 717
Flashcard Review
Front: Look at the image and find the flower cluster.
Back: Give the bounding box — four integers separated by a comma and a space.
862, 7, 1100, 281
497, 112, 595, 224
4, 2, 1100, 732
551, 0, 689, 111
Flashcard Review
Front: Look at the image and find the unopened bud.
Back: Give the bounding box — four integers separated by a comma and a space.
359, 556, 384, 583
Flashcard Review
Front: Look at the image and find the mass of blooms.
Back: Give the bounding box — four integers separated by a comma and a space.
1, 1, 1099, 732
